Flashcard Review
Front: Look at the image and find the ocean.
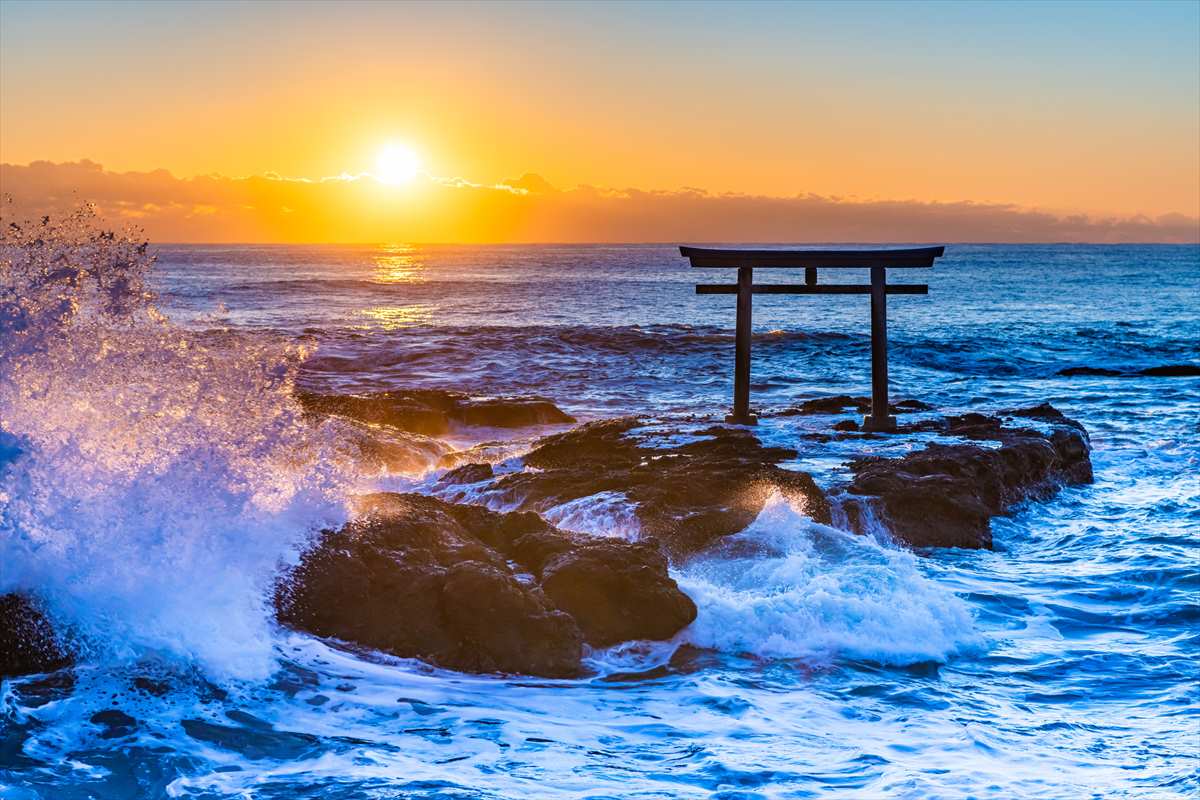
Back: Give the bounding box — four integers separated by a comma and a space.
1, 241, 1198, 799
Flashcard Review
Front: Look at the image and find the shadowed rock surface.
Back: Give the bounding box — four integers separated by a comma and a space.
838, 404, 1093, 549
275, 493, 695, 677
297, 389, 575, 436
0, 593, 72, 678
480, 418, 829, 560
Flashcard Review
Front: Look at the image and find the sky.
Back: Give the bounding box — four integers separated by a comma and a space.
1, 0, 1198, 242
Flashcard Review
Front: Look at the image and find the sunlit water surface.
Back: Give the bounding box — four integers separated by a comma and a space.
2, 244, 1197, 799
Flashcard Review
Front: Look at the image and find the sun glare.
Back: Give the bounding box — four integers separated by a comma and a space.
375, 144, 421, 185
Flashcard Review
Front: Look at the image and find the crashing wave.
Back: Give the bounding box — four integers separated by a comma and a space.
0, 206, 353, 680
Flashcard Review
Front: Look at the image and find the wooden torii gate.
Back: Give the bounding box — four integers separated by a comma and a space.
679, 246, 945, 432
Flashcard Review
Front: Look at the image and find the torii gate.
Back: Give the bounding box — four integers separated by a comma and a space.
679, 246, 945, 432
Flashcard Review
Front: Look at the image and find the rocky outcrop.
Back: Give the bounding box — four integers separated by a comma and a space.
475, 418, 829, 560
275, 493, 696, 677
838, 404, 1092, 549
0, 593, 72, 678
297, 389, 575, 436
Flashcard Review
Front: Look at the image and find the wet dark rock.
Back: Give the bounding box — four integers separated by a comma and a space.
437, 462, 494, 485
782, 395, 868, 415
1057, 364, 1200, 378
1058, 366, 1125, 377
490, 418, 829, 560
832, 419, 859, 432
91, 709, 138, 739
894, 399, 935, 411
297, 389, 574, 436
839, 404, 1092, 549
0, 593, 72, 678
780, 395, 932, 416
275, 493, 694, 677
512, 530, 696, 647
1139, 364, 1200, 377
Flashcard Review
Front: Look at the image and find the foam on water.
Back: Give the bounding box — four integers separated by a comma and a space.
540, 491, 641, 540
677, 494, 982, 665
0, 210, 352, 680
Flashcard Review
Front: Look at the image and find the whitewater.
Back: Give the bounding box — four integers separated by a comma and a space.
1, 223, 1197, 798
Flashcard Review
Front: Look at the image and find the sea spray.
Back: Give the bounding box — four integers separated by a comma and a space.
0, 207, 353, 680
677, 493, 982, 665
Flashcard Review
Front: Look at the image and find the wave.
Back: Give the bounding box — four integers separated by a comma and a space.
0, 208, 354, 680
676, 495, 982, 666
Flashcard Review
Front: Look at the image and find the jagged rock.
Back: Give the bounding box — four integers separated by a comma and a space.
489, 418, 829, 560
275, 493, 695, 677
297, 389, 574, 436
838, 404, 1092, 549
437, 462, 494, 485
0, 593, 72, 678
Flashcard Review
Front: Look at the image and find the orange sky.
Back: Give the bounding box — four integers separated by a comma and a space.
1, 1, 1198, 242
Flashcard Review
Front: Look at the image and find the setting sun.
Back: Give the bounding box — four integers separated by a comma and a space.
374, 144, 420, 185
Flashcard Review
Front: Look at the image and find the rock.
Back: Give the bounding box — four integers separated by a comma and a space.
275, 493, 694, 677
832, 419, 859, 432
490, 418, 829, 560
0, 593, 72, 678
437, 462, 494, 485
780, 395, 932, 416
894, 399, 935, 411
1058, 366, 1125, 377
781, 395, 868, 415
512, 530, 697, 647
297, 389, 574, 436
1139, 364, 1200, 377
838, 404, 1092, 549
1057, 364, 1200, 378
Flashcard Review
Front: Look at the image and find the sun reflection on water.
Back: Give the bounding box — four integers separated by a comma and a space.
359, 304, 433, 329
371, 244, 425, 284
361, 245, 433, 328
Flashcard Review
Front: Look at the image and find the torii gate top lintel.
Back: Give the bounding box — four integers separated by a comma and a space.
679, 245, 946, 432
679, 245, 944, 269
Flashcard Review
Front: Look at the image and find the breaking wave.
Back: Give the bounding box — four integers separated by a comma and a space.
0, 207, 353, 680
677, 495, 982, 665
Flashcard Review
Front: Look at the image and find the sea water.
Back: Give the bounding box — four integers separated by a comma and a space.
1, 237, 1197, 798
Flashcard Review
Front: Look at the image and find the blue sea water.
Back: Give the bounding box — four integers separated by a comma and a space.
1, 243, 1198, 799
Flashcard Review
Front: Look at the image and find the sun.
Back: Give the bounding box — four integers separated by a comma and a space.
375, 144, 421, 185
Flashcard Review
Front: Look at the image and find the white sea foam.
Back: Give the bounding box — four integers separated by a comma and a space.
541, 491, 640, 540
0, 209, 352, 680
676, 494, 982, 665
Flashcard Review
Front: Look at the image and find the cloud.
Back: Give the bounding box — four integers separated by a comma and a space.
2, 160, 1196, 243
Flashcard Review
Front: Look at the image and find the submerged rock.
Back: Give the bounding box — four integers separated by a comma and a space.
484, 418, 829, 560
297, 389, 574, 436
0, 593, 72, 678
838, 404, 1093, 549
1058, 364, 1200, 378
275, 493, 695, 677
